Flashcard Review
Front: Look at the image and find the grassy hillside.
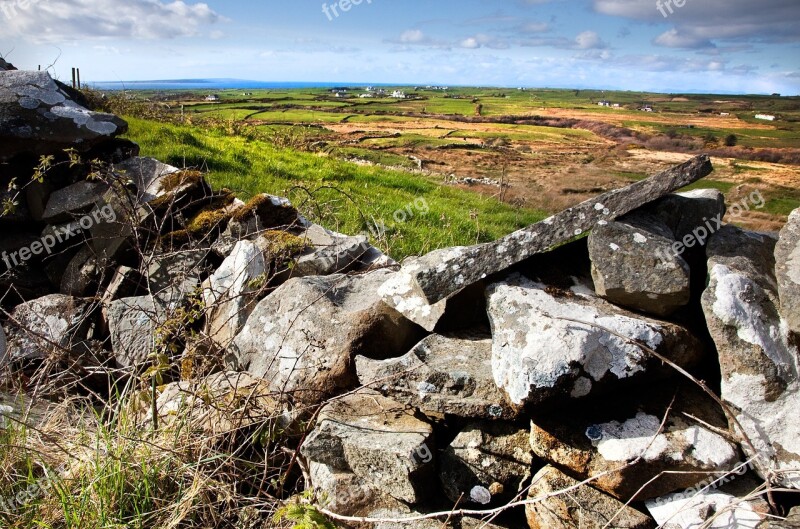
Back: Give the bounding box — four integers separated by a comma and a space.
122, 117, 546, 260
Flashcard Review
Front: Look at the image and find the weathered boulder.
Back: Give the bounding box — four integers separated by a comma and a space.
776, 208, 800, 335
529, 386, 740, 501
526, 465, 655, 529
60, 246, 101, 297
701, 225, 800, 488
356, 332, 519, 420
389, 156, 712, 308
378, 254, 450, 332
588, 215, 691, 316
308, 462, 406, 518
0, 70, 126, 161
202, 240, 267, 349
761, 507, 800, 529
4, 294, 94, 361
646, 474, 769, 529
645, 189, 727, 243
229, 269, 420, 403
439, 421, 533, 505
301, 390, 435, 504
41, 180, 109, 223
113, 157, 180, 204
107, 294, 181, 368
145, 249, 207, 302
0, 59, 15, 71
487, 274, 703, 406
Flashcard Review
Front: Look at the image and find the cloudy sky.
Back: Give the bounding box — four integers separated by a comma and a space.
1, 0, 798, 94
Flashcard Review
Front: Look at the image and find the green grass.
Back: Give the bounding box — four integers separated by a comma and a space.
679, 179, 736, 193
122, 117, 545, 259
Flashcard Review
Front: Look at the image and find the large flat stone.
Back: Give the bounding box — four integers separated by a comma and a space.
487, 274, 703, 406
394, 155, 713, 309
356, 332, 519, 420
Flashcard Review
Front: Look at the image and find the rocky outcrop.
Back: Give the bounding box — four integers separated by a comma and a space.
355, 332, 519, 420
487, 274, 703, 406
0, 71, 126, 161
776, 209, 800, 335
526, 465, 654, 529
701, 225, 800, 489
229, 270, 421, 403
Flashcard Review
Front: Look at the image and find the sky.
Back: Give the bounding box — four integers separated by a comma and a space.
0, 0, 798, 94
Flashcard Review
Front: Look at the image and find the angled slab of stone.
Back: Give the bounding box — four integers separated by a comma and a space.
356, 332, 519, 420
776, 208, 800, 334
487, 274, 703, 406
394, 155, 712, 308
701, 225, 800, 489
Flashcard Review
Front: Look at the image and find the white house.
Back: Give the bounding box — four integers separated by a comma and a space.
598, 100, 611, 107
755, 114, 776, 121
391, 90, 407, 99
205, 94, 220, 102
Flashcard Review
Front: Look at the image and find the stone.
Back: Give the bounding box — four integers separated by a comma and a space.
145, 249, 208, 302
308, 462, 404, 518
41, 180, 109, 223
776, 208, 800, 334
701, 225, 800, 489
526, 465, 655, 529
60, 246, 100, 297
761, 507, 800, 528
529, 386, 742, 501
112, 157, 180, 204
644, 189, 727, 243
301, 390, 435, 504
588, 214, 691, 317
0, 324, 7, 371
4, 294, 94, 361
378, 256, 449, 331
0, 59, 15, 71
100, 266, 141, 306
229, 269, 420, 403
393, 155, 713, 307
107, 294, 182, 368
356, 332, 519, 420
0, 70, 127, 161
646, 474, 770, 529
294, 223, 392, 276
439, 421, 533, 505
202, 240, 267, 348
487, 274, 703, 406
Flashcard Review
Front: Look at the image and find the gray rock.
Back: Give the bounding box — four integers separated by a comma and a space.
701, 225, 800, 489
100, 266, 141, 306
776, 208, 800, 334
5, 294, 94, 361
301, 390, 435, 504
356, 333, 519, 420
145, 249, 207, 302
0, 59, 15, 71
440, 422, 533, 505
526, 465, 655, 529
378, 256, 449, 331
529, 386, 742, 501
112, 157, 180, 204
0, 70, 126, 161
42, 181, 109, 223
229, 269, 419, 403
107, 294, 181, 368
294, 224, 378, 276
589, 215, 691, 317
392, 155, 713, 308
60, 246, 100, 297
202, 240, 267, 349
646, 474, 769, 529
646, 189, 727, 242
487, 274, 703, 406
308, 462, 404, 518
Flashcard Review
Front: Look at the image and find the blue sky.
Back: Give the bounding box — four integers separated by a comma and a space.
1, 0, 798, 94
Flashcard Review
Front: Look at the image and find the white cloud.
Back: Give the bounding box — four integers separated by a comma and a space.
400, 29, 426, 44
574, 30, 607, 49
0, 0, 223, 43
